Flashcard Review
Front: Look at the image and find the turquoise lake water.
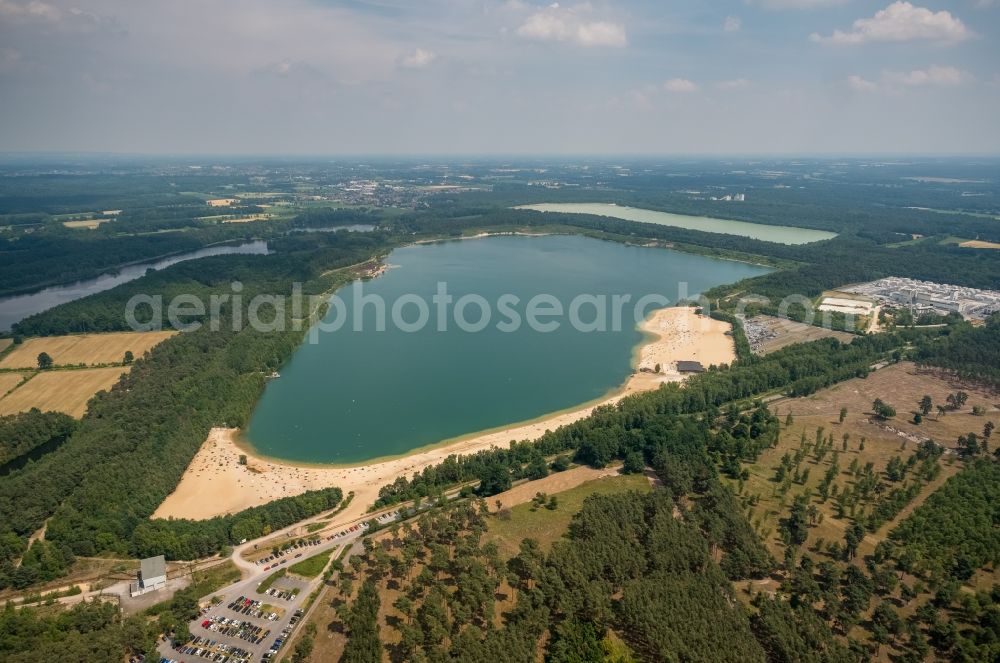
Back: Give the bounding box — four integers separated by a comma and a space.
517, 202, 837, 245
244, 235, 771, 464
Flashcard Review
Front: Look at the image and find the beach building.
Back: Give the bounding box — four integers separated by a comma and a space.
129, 555, 167, 596
676, 361, 705, 373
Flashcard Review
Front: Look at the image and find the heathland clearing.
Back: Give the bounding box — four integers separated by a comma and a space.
740, 362, 996, 560
485, 469, 652, 558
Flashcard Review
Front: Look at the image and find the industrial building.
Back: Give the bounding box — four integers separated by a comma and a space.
843, 277, 1000, 321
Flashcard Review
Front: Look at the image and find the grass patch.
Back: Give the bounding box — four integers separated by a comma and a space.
146, 561, 239, 616
306, 520, 329, 534
188, 561, 241, 597
485, 473, 651, 559
256, 568, 287, 594
288, 550, 334, 579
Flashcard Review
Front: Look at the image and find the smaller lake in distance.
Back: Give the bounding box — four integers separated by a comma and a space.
517, 203, 837, 245
244, 234, 772, 464
0, 240, 269, 331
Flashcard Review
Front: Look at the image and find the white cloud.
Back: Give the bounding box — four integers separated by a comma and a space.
845, 66, 971, 92
664, 78, 698, 93
724, 16, 742, 32
516, 4, 627, 47
846, 74, 878, 92
399, 48, 436, 69
0, 0, 61, 21
575, 21, 626, 46
0, 0, 119, 34
717, 78, 751, 90
884, 65, 971, 86
811, 2, 971, 45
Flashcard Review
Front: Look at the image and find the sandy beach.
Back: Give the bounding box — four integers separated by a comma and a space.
152, 307, 734, 521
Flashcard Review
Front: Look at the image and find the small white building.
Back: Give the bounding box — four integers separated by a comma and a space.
129, 555, 167, 596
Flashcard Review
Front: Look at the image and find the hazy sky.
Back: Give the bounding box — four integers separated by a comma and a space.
1, 0, 998, 155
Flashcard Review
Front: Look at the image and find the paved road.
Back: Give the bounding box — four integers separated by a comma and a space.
157, 508, 402, 662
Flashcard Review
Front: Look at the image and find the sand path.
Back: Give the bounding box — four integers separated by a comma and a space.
152, 307, 734, 521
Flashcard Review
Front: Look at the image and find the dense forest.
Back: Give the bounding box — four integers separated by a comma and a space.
889, 460, 1000, 584
0, 410, 76, 468
0, 599, 154, 662
913, 316, 1000, 387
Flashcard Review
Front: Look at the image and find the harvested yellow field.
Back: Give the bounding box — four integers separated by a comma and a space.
220, 214, 271, 224
0, 373, 27, 397
0, 338, 11, 353
0, 331, 176, 370
207, 198, 237, 207
0, 367, 125, 418
959, 240, 1000, 250
62, 219, 111, 229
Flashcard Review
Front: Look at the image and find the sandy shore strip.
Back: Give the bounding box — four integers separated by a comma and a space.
152, 307, 734, 521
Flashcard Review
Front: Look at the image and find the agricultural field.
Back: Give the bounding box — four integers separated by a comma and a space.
0, 367, 125, 417
62, 219, 112, 230
0, 338, 11, 354
745, 314, 855, 355
0, 372, 28, 397
959, 239, 1000, 250
0, 331, 175, 369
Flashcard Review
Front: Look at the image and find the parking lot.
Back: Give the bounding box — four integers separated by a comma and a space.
159, 571, 310, 662
157, 508, 401, 662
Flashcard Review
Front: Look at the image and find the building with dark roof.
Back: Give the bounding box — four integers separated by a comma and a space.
676, 360, 705, 373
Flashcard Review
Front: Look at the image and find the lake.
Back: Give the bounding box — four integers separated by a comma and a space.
0, 241, 269, 331
517, 203, 837, 245
244, 235, 771, 464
